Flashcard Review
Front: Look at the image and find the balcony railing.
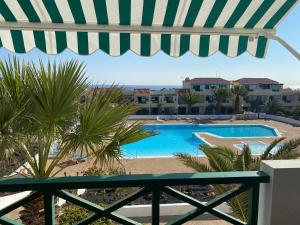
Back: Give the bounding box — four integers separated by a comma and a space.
0, 171, 269, 225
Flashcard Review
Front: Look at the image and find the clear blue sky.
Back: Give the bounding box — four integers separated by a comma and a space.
0, 4, 299, 88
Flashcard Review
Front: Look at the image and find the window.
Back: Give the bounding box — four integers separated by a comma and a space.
138, 96, 148, 104
151, 96, 159, 103
271, 85, 281, 92
165, 96, 174, 103
206, 96, 214, 103
193, 85, 201, 91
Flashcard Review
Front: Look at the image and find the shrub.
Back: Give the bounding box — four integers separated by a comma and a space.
59, 204, 114, 225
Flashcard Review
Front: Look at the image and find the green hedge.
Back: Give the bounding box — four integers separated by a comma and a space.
59, 204, 114, 225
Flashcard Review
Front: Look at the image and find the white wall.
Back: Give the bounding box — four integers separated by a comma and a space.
128, 114, 234, 120
264, 114, 300, 126
258, 160, 300, 225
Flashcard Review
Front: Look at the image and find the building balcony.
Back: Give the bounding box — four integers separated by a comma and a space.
1, 160, 299, 225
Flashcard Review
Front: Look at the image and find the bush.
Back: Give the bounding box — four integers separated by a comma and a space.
82, 166, 126, 176
59, 204, 114, 225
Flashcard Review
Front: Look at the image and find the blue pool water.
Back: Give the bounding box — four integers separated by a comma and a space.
234, 141, 281, 155
121, 124, 278, 157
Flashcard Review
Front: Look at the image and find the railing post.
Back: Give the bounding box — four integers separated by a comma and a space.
248, 183, 260, 225
152, 186, 160, 225
44, 192, 55, 225
258, 160, 300, 225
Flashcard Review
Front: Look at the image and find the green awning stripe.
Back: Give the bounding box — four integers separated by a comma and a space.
140, 34, 151, 56
93, 0, 108, 24
163, 0, 180, 26
183, 0, 204, 27
255, 36, 268, 58
225, 0, 252, 28
204, 0, 228, 28
219, 35, 229, 55
264, 0, 298, 29
245, 0, 275, 28
99, 32, 110, 54
237, 36, 248, 55
199, 35, 210, 57
161, 34, 171, 55
17, 0, 40, 22
10, 30, 25, 53
179, 35, 190, 56
77, 32, 88, 54
33, 31, 46, 53
42, 0, 63, 23
119, 0, 131, 25
0, 0, 17, 21
120, 33, 130, 55
68, 0, 86, 24
141, 0, 156, 26
0, 0, 296, 58
55, 31, 67, 53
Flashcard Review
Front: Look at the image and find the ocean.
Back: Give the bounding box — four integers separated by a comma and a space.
91, 84, 181, 90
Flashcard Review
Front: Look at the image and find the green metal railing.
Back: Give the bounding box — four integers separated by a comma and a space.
0, 171, 269, 225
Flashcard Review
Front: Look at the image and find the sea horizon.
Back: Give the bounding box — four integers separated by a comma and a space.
91, 84, 182, 90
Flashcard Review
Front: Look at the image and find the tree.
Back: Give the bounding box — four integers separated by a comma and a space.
175, 137, 300, 222
0, 58, 151, 225
231, 84, 248, 113
267, 99, 281, 114
183, 89, 201, 114
213, 88, 231, 114
249, 99, 263, 112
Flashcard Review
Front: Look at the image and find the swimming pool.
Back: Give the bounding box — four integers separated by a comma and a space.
234, 141, 281, 155
121, 124, 279, 158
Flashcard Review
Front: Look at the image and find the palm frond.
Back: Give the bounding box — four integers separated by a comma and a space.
272, 138, 300, 160
261, 137, 285, 160
175, 153, 212, 172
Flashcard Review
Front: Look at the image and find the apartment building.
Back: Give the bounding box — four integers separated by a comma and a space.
120, 77, 299, 115
235, 78, 299, 112
182, 77, 232, 114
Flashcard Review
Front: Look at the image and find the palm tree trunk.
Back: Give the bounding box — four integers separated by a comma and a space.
235, 96, 240, 114
20, 195, 45, 225
188, 105, 192, 114
20, 195, 59, 225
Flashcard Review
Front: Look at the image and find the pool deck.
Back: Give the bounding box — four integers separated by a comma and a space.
55, 119, 300, 176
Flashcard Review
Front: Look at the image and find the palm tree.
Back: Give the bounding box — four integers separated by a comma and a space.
213, 88, 231, 114
249, 99, 263, 112
0, 58, 151, 225
183, 89, 201, 114
267, 99, 281, 114
231, 84, 248, 113
175, 137, 300, 222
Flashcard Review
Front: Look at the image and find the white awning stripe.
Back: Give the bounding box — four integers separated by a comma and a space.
4, 1, 28, 22
131, 0, 144, 25
152, 0, 169, 26
215, 0, 241, 27
193, 0, 216, 27
106, 0, 120, 25
81, 0, 98, 24
255, 0, 287, 28
22, 30, 35, 52
30, 1, 52, 22
235, 0, 264, 27
55, 0, 74, 23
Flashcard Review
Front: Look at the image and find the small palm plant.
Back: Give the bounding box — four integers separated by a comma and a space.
213, 88, 232, 114
0, 58, 151, 225
175, 137, 300, 222
183, 89, 201, 114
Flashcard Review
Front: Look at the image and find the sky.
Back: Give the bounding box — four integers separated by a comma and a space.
0, 4, 299, 88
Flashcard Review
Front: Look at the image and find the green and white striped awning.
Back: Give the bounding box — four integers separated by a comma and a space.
0, 0, 299, 58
